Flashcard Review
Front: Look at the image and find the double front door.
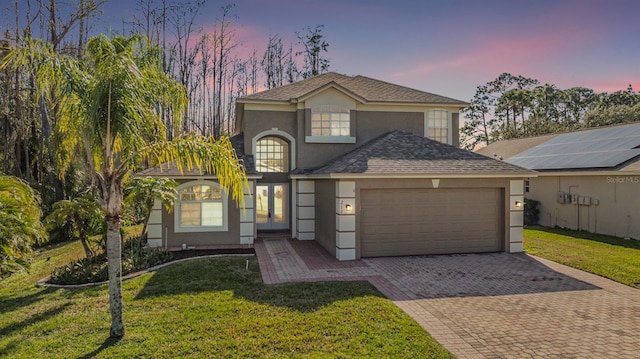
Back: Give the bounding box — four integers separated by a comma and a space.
256, 183, 288, 230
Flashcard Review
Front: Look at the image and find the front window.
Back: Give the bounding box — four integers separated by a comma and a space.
426, 110, 450, 144
256, 136, 289, 173
311, 105, 350, 137
176, 181, 227, 232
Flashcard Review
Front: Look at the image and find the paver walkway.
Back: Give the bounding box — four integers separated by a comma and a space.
254, 238, 640, 358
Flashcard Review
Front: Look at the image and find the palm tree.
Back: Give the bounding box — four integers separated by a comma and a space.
1, 35, 247, 337
45, 193, 104, 258
124, 177, 177, 240
0, 175, 47, 278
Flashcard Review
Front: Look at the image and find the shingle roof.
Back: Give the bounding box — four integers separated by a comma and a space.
300, 130, 533, 176
239, 72, 468, 105
135, 133, 256, 177
476, 133, 559, 160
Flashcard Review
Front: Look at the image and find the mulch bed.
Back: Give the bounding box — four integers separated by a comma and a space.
169, 248, 255, 260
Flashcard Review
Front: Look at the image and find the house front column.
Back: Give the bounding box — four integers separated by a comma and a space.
147, 199, 163, 248
335, 181, 356, 260
296, 180, 315, 240
509, 179, 525, 252
240, 180, 256, 244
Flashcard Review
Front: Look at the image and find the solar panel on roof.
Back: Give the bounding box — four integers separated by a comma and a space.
508, 123, 640, 170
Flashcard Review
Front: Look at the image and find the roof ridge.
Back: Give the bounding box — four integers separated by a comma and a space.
349, 75, 466, 104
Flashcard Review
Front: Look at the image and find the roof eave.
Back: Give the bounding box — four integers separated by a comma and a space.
363, 101, 469, 108
535, 169, 640, 176
290, 172, 537, 179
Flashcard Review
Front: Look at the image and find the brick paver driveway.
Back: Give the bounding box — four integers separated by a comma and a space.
255, 238, 640, 358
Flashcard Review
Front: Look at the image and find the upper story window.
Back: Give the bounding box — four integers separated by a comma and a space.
306, 105, 356, 144
425, 110, 451, 144
176, 181, 227, 232
311, 106, 350, 136
256, 136, 289, 173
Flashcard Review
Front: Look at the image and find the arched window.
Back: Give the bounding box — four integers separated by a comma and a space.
175, 181, 227, 232
255, 136, 289, 173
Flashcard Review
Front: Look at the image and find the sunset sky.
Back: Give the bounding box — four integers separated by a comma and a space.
15, 0, 640, 102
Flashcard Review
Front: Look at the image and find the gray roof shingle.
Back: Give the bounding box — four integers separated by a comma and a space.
476, 133, 559, 160
239, 72, 468, 105
300, 130, 533, 176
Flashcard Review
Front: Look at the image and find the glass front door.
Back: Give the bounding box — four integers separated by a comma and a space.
256, 183, 288, 230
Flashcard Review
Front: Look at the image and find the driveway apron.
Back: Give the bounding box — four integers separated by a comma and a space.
254, 238, 640, 358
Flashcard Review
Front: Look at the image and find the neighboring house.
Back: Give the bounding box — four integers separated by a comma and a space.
141, 72, 533, 260
477, 122, 640, 239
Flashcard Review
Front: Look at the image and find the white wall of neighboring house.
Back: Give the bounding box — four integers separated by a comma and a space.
527, 174, 640, 239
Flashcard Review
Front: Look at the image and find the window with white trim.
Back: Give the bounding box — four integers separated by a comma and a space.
255, 136, 289, 173
175, 181, 227, 232
311, 105, 350, 137
426, 110, 450, 144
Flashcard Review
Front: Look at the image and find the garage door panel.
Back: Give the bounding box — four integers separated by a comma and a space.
360, 188, 503, 257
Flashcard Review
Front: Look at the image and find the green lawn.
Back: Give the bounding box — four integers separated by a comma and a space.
524, 227, 640, 288
0, 240, 451, 358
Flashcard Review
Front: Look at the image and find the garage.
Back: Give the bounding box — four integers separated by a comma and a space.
360, 188, 503, 257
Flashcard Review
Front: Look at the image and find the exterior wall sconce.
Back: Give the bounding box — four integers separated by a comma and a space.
339, 199, 355, 214
515, 201, 523, 208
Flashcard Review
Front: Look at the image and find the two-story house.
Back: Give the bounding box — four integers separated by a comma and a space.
142, 72, 533, 260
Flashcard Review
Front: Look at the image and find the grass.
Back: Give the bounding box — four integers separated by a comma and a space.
524, 227, 640, 288
0, 239, 451, 358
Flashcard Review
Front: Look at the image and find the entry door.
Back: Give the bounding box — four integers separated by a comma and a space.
256, 183, 289, 230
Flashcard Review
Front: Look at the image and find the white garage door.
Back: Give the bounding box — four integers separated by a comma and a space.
360, 188, 503, 257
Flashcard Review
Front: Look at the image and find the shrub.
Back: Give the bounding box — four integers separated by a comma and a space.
49, 255, 109, 285
49, 235, 172, 285
524, 198, 540, 226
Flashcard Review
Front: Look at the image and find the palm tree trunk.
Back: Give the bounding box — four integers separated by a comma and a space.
106, 216, 124, 338
79, 236, 94, 258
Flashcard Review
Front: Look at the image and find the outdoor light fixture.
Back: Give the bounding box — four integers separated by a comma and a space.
515, 201, 523, 208
345, 204, 353, 213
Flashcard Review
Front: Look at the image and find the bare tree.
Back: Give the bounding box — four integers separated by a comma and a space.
296, 24, 329, 78
261, 33, 285, 89
210, 4, 237, 137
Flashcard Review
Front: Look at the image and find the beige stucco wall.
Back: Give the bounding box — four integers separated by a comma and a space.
528, 175, 640, 239
162, 179, 241, 247
314, 179, 337, 256
240, 89, 463, 170
243, 110, 298, 156
242, 108, 454, 170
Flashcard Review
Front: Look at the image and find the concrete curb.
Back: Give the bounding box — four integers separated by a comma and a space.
37, 253, 255, 289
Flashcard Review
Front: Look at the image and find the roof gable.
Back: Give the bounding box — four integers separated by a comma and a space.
238, 72, 468, 106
